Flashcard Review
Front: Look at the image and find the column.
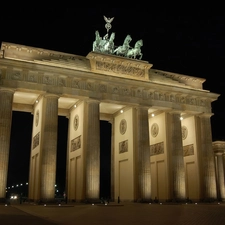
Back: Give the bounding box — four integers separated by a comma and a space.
216, 153, 225, 201
135, 107, 151, 202
198, 114, 217, 201
40, 94, 59, 202
0, 89, 14, 201
109, 119, 115, 201
222, 153, 225, 201
167, 111, 186, 201
84, 99, 100, 201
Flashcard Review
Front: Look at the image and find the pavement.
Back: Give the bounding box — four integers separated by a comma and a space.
1, 201, 225, 225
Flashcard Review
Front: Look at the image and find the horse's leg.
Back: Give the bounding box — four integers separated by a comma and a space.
113, 47, 118, 54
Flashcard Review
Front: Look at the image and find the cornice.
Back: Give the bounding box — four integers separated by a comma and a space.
1, 42, 90, 72
150, 69, 206, 90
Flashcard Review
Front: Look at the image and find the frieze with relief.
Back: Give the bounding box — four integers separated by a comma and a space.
1, 61, 208, 108
43, 74, 54, 85
159, 93, 165, 101
32, 132, 40, 149
183, 144, 194, 156
2, 66, 209, 111
86, 82, 95, 91
99, 84, 107, 93
119, 140, 128, 153
96, 61, 145, 78
83, 78, 205, 107
72, 79, 81, 89
112, 86, 119, 94
58, 77, 67, 87
122, 87, 131, 96
28, 71, 38, 83
11, 70, 23, 80
71, 135, 81, 152
150, 142, 164, 156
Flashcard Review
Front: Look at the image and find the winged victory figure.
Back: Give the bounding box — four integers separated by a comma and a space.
104, 15, 114, 33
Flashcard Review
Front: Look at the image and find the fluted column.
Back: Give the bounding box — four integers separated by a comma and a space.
135, 107, 151, 201
198, 114, 217, 201
84, 99, 100, 201
109, 119, 115, 201
0, 89, 14, 201
221, 153, 225, 200
40, 94, 59, 202
167, 111, 186, 201
216, 153, 225, 201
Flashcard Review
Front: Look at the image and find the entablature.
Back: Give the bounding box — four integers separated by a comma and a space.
0, 65, 218, 116
0, 42, 220, 117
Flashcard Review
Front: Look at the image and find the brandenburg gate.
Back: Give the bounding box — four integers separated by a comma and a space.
0, 19, 221, 203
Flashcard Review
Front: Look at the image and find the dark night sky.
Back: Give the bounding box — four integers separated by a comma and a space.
1, 7, 224, 196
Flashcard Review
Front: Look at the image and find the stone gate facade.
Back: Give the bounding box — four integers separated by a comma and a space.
0, 41, 221, 203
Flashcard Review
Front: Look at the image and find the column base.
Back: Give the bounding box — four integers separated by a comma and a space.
83, 198, 102, 204
136, 198, 152, 203
171, 198, 187, 203
0, 198, 7, 204
36, 198, 59, 205
200, 197, 218, 203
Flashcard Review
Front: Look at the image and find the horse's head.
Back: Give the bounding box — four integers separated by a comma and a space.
124, 35, 132, 44
95, 31, 101, 40
135, 39, 143, 48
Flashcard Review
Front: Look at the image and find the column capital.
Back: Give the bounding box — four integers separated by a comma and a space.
0, 88, 15, 94
166, 110, 183, 121
134, 105, 150, 111
196, 112, 214, 118
212, 141, 225, 155
84, 98, 100, 104
214, 152, 224, 156
167, 109, 183, 115
43, 93, 59, 99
